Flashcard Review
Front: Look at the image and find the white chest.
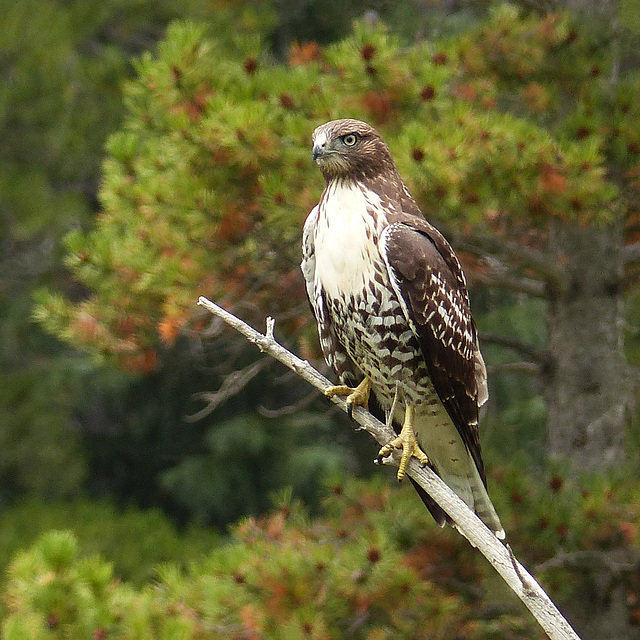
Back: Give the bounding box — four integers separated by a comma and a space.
314, 182, 386, 300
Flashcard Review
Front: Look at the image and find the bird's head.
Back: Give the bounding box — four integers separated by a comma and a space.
312, 119, 395, 182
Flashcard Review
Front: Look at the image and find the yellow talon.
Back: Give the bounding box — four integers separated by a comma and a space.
377, 405, 429, 480
324, 377, 372, 417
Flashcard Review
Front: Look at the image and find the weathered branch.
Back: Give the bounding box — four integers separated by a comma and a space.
257, 389, 320, 418
447, 229, 567, 291
481, 332, 548, 365
470, 270, 547, 298
486, 362, 542, 376
185, 358, 270, 422
465, 236, 559, 281
536, 549, 640, 577
197, 296, 581, 640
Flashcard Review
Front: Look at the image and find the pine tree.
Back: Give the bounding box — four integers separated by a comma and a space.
4, 473, 640, 638
0, 0, 219, 502
30, 7, 640, 636
35, 7, 640, 471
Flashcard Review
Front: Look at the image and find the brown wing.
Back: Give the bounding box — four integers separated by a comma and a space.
381, 220, 487, 485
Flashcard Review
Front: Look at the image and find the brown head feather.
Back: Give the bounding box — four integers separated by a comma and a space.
312, 119, 398, 183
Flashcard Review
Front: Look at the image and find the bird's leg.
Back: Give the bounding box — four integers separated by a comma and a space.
377, 404, 429, 481
324, 377, 372, 418
386, 382, 401, 429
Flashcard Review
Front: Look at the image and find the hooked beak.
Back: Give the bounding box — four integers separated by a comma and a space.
312, 140, 335, 163
312, 143, 326, 162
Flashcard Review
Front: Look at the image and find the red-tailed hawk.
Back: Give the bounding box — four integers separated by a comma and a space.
301, 118, 504, 538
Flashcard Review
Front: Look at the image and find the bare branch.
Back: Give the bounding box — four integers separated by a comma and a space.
536, 549, 640, 577
197, 296, 582, 640
481, 332, 548, 364
464, 236, 557, 280
447, 229, 566, 291
517, 0, 560, 14
257, 389, 319, 418
470, 270, 547, 298
185, 358, 269, 422
486, 362, 542, 376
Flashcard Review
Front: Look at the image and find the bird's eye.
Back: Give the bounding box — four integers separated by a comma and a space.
342, 134, 358, 146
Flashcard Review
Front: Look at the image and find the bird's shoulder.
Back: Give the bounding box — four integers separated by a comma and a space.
380, 184, 467, 292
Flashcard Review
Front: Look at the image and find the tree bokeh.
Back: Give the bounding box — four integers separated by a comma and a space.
34, 4, 640, 471
3, 1, 640, 637
35, 8, 625, 364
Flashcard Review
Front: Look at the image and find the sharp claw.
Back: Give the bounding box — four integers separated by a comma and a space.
324, 379, 371, 418
376, 405, 428, 481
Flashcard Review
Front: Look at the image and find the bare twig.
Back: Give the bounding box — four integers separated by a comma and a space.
196, 296, 582, 640
453, 232, 567, 290
622, 240, 640, 267
508, 543, 536, 596
486, 362, 541, 376
257, 389, 319, 417
470, 270, 547, 298
536, 549, 640, 576
481, 332, 548, 365
185, 358, 269, 422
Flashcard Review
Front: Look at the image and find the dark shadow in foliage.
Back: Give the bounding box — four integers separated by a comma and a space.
76, 336, 373, 527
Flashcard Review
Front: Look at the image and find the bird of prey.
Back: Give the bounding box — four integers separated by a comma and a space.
301, 118, 504, 538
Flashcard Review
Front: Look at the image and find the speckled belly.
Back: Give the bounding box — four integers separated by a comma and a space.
326, 265, 439, 413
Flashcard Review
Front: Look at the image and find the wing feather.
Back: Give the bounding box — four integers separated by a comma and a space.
381, 220, 487, 485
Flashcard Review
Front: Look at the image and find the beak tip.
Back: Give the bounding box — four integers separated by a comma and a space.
312, 143, 328, 163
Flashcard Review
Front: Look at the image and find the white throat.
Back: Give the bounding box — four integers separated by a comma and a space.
314, 182, 386, 300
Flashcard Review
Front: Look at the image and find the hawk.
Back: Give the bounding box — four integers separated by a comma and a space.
301, 118, 504, 538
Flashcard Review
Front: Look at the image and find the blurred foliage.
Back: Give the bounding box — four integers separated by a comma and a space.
160, 412, 351, 525
34, 7, 636, 367
0, 365, 85, 502
2, 2, 640, 636
3, 470, 640, 638
66, 336, 369, 526
0, 498, 219, 587
473, 295, 547, 458
27, 5, 640, 524
0, 478, 538, 639
0, 0, 383, 525
0, 0, 224, 508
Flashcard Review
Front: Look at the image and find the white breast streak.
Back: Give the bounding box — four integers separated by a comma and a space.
314, 183, 384, 300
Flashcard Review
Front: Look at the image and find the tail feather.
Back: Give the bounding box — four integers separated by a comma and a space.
466, 462, 505, 539
413, 413, 505, 539
373, 395, 504, 537
409, 477, 448, 528
434, 456, 504, 538
409, 463, 504, 539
